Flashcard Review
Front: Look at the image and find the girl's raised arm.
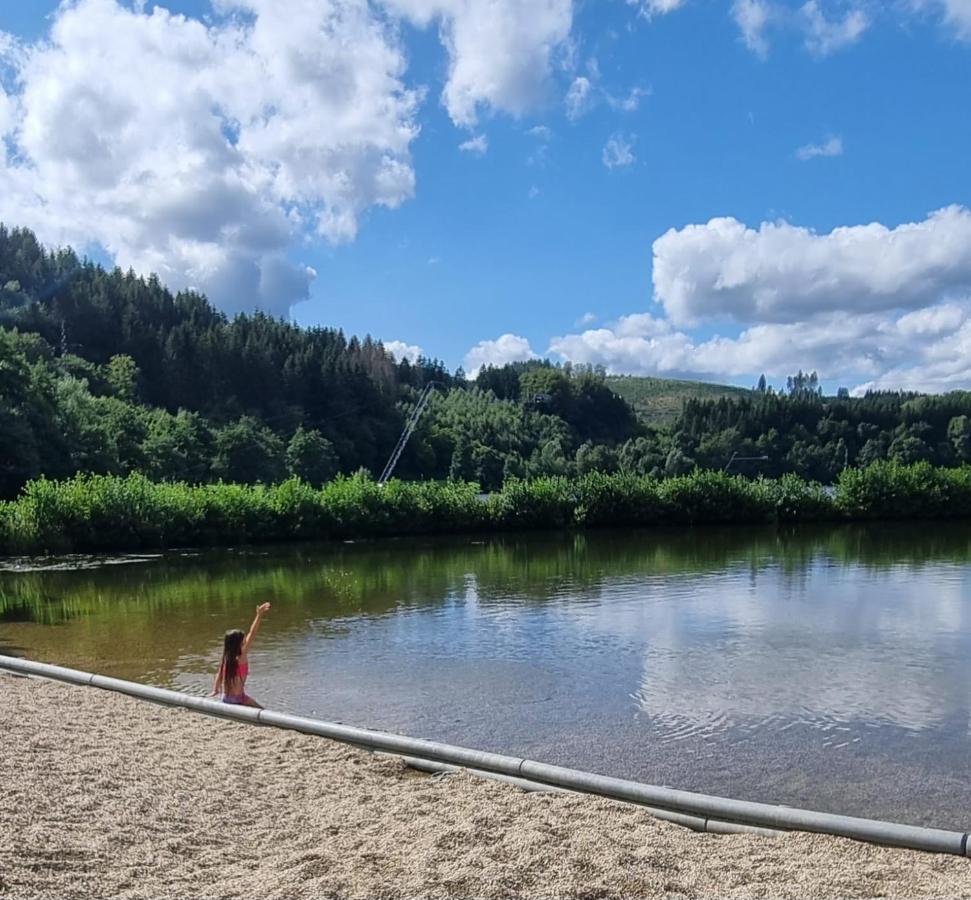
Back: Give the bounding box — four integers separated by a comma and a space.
242, 602, 271, 655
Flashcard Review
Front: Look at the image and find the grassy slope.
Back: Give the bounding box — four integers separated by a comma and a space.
606, 375, 751, 426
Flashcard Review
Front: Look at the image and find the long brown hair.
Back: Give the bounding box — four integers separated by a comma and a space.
221, 629, 245, 686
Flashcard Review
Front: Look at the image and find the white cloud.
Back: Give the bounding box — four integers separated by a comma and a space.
602, 133, 636, 168
940, 0, 971, 38
385, 0, 574, 127
463, 333, 537, 376
801, 1, 868, 56
548, 208, 971, 392
458, 133, 488, 155
796, 134, 843, 160
565, 64, 645, 120
549, 313, 692, 377
565, 75, 593, 120
652, 206, 971, 326
733, 0, 868, 58
526, 126, 552, 166
384, 340, 423, 362
0, 35, 20, 138
574, 311, 597, 327
896, 302, 966, 336
908, 0, 971, 40
853, 316, 971, 394
605, 85, 650, 112
548, 306, 971, 387
528, 185, 541, 199
627, 0, 689, 17
732, 0, 773, 57
0, 0, 421, 317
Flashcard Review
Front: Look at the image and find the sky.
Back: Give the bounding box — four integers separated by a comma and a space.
0, 0, 970, 393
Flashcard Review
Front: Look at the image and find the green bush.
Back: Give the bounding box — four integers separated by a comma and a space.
488, 477, 575, 529
835, 460, 950, 519
573, 471, 665, 526
2, 463, 971, 556
762, 473, 836, 522
658, 470, 772, 524
943, 467, 971, 516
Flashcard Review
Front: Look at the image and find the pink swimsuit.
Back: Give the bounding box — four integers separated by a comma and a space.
222, 659, 250, 704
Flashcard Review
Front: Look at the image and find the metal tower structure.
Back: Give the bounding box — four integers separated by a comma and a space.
377, 381, 439, 485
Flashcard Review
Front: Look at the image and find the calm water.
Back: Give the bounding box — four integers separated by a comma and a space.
3, 524, 971, 830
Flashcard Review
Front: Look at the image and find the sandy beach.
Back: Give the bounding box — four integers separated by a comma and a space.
1, 674, 969, 900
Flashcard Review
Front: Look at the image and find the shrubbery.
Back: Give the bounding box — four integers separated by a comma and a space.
4, 462, 971, 555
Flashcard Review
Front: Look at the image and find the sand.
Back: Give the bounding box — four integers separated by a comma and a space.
1, 674, 969, 900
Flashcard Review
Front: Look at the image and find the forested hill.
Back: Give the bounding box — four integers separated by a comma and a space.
0, 225, 642, 496
6, 224, 971, 500
606, 375, 749, 425
0, 225, 455, 472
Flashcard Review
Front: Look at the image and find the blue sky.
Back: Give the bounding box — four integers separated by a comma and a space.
1, 0, 970, 391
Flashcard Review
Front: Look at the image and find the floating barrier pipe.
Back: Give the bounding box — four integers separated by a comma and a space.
396, 756, 782, 837
2, 655, 968, 857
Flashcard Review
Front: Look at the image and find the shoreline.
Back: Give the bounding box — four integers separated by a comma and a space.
2, 463, 966, 557
2, 674, 970, 899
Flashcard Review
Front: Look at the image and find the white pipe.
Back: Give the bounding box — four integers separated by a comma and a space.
1, 655, 966, 857
397, 755, 569, 794
396, 756, 778, 836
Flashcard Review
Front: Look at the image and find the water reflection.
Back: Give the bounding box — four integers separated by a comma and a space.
631, 563, 971, 737
3, 523, 971, 828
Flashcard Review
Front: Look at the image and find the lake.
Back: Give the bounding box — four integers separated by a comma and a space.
3, 523, 971, 831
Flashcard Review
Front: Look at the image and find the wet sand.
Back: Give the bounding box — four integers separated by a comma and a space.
1, 674, 968, 900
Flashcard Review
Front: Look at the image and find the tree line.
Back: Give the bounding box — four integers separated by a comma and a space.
5, 223, 971, 498
0, 225, 640, 496
665, 373, 971, 482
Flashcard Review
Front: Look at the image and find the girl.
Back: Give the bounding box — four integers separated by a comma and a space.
212, 602, 271, 707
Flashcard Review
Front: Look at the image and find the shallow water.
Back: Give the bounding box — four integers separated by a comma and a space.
3, 523, 971, 830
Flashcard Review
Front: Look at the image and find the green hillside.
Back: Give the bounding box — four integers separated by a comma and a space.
606, 375, 750, 425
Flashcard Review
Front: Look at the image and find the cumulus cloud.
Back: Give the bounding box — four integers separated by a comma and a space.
732, 0, 773, 57
547, 207, 971, 392
527, 125, 553, 140
549, 313, 689, 376
796, 134, 843, 160
651, 206, 971, 326
854, 319, 971, 393
801, 1, 868, 56
385, 0, 574, 127
0, 0, 421, 317
458, 133, 488, 155
896, 302, 967, 336
0, 0, 578, 316
463, 333, 537, 376
548, 305, 971, 390
602, 133, 636, 168
384, 340, 423, 362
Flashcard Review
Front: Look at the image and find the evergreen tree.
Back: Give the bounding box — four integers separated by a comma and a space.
212, 417, 286, 484
286, 426, 339, 486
